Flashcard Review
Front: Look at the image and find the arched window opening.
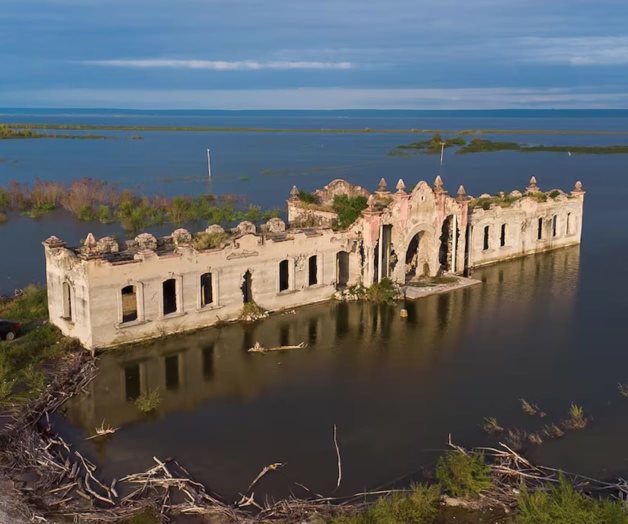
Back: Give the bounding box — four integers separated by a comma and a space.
483, 225, 490, 251
552, 215, 558, 237
566, 213, 572, 235
200, 272, 213, 306
279, 259, 290, 292
500, 224, 507, 247
121, 285, 138, 323
163, 278, 177, 315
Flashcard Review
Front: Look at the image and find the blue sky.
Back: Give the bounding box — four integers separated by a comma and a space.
2, 0, 628, 109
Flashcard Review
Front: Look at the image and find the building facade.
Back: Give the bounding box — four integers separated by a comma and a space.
44, 176, 585, 349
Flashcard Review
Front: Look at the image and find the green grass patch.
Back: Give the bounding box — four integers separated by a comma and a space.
516, 476, 628, 524
470, 193, 523, 210
406, 276, 459, 288
435, 451, 492, 498
458, 137, 628, 155
390, 134, 466, 156
331, 483, 440, 524
0, 286, 82, 402
192, 231, 229, 250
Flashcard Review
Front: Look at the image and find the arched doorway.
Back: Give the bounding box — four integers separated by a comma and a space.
405, 231, 431, 281
241, 270, 253, 303
439, 215, 454, 272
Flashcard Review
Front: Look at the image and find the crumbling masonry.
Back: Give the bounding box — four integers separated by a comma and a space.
44, 176, 584, 349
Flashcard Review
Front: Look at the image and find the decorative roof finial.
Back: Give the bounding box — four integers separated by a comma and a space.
434, 175, 443, 190
526, 176, 540, 193
572, 180, 585, 195
396, 179, 406, 194
376, 177, 388, 193
456, 185, 467, 202
367, 194, 376, 211
289, 185, 299, 199
84, 233, 96, 248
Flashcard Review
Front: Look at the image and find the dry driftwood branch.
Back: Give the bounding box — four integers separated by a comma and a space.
246, 462, 286, 493
333, 424, 342, 490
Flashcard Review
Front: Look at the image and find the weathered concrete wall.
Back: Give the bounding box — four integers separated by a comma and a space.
45, 225, 361, 349
44, 176, 585, 350
467, 187, 584, 268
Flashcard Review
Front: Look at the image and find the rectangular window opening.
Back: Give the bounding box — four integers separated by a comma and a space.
500, 224, 506, 247
279, 259, 290, 292
121, 285, 138, 323
164, 354, 180, 390
202, 345, 214, 380
163, 278, 177, 315
552, 215, 558, 237
124, 363, 141, 401
566, 213, 572, 235
62, 282, 73, 320
537, 217, 543, 240
308, 255, 318, 286
200, 272, 213, 307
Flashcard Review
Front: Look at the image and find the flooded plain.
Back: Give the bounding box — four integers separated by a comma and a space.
2, 110, 628, 500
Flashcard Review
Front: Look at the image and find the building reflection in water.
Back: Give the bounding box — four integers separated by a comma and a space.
65, 246, 581, 443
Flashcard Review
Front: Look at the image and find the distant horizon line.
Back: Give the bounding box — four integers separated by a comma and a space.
3, 107, 628, 113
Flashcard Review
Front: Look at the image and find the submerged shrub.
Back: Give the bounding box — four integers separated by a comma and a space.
517, 476, 628, 524
566, 403, 587, 429
435, 451, 492, 497
135, 388, 161, 413
365, 278, 399, 303
482, 416, 504, 434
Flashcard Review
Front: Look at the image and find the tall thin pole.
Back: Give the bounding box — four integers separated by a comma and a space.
207, 148, 212, 178
440, 142, 445, 166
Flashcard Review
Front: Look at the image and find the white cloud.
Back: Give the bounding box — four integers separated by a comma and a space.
3, 86, 628, 109
80, 59, 354, 70
517, 36, 628, 65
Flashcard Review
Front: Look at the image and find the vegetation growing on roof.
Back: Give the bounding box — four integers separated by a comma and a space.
332, 194, 368, 229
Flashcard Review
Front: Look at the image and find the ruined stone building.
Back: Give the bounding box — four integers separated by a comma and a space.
44, 176, 584, 349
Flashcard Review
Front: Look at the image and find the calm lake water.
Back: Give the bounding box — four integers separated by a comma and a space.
2, 110, 628, 499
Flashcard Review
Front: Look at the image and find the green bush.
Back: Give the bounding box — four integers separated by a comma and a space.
331, 484, 440, 524
435, 451, 492, 497
332, 194, 368, 229
98, 205, 114, 223
517, 476, 628, 524
135, 388, 161, 413
298, 190, 318, 204
366, 278, 399, 303
0, 188, 9, 211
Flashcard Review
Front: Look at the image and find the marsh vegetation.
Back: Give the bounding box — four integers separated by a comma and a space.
0, 178, 280, 232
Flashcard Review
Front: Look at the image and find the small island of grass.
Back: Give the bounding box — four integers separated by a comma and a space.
0, 124, 109, 140
458, 137, 628, 155
389, 134, 466, 156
